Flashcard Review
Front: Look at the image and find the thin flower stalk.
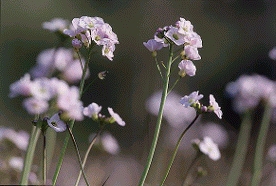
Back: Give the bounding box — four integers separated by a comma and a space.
154, 57, 163, 79
160, 114, 200, 185
182, 152, 202, 186
250, 103, 272, 186
226, 110, 252, 186
20, 125, 41, 185
42, 133, 47, 185
75, 128, 103, 186
67, 125, 90, 186
52, 51, 90, 185
138, 44, 174, 186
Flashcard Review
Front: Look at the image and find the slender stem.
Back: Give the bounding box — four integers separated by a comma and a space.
67, 125, 90, 186
168, 77, 181, 95
250, 103, 272, 186
138, 44, 174, 186
160, 114, 200, 185
225, 110, 253, 186
75, 129, 103, 186
43, 132, 47, 185
76, 51, 84, 70
182, 153, 202, 186
20, 125, 41, 185
154, 57, 163, 80
52, 49, 91, 185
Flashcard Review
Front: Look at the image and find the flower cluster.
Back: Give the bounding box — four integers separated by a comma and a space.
180, 91, 222, 119
42, 18, 70, 33
225, 74, 276, 113
143, 17, 202, 77
64, 16, 119, 60
47, 102, 125, 132
83, 102, 125, 126
9, 75, 83, 120
30, 47, 89, 83
192, 136, 221, 161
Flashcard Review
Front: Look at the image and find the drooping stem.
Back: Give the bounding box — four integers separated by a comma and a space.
67, 125, 90, 186
225, 110, 253, 186
250, 103, 272, 186
20, 125, 41, 185
138, 44, 174, 186
75, 128, 103, 186
160, 114, 200, 185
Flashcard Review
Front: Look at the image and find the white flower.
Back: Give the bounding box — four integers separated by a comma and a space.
165, 27, 185, 46
267, 144, 276, 162
143, 39, 164, 52
184, 45, 201, 60
108, 107, 125, 126
83, 102, 102, 118
180, 91, 203, 108
176, 17, 194, 35
269, 47, 276, 60
47, 113, 67, 132
101, 132, 120, 155
209, 94, 223, 119
0, 127, 29, 151
9, 74, 32, 98
198, 136, 221, 161
30, 78, 56, 101
9, 157, 24, 171
178, 60, 196, 77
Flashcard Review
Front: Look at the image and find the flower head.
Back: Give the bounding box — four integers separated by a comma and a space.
83, 102, 102, 120
178, 60, 196, 77
47, 113, 67, 132
107, 107, 125, 126
143, 39, 164, 52
180, 91, 203, 108
208, 94, 223, 119
42, 18, 69, 32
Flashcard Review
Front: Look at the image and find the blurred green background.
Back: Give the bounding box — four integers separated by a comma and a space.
1, 0, 276, 185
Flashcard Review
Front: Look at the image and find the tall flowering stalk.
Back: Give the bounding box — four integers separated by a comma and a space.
139, 18, 204, 185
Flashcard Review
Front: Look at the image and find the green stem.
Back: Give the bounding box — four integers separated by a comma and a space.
43, 132, 47, 185
75, 128, 103, 186
138, 44, 174, 186
250, 103, 272, 186
154, 57, 163, 80
160, 114, 200, 185
20, 125, 41, 185
67, 125, 90, 186
168, 77, 181, 95
182, 153, 202, 186
225, 110, 253, 186
52, 49, 91, 185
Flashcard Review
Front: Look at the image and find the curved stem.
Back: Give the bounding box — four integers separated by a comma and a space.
154, 57, 163, 80
20, 125, 41, 185
52, 49, 91, 185
160, 114, 200, 185
67, 125, 90, 186
138, 44, 174, 186
226, 110, 253, 186
250, 103, 272, 186
75, 128, 103, 186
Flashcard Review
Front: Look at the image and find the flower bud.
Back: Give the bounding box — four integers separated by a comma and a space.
72, 38, 82, 50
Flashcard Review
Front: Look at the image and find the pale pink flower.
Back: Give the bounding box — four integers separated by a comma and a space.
143, 39, 164, 52
42, 18, 69, 32
180, 91, 203, 108
176, 17, 194, 35
178, 60, 196, 77
108, 107, 125, 126
198, 136, 221, 161
9, 74, 32, 98
101, 132, 120, 155
165, 27, 185, 46
209, 94, 223, 119
23, 97, 49, 115
47, 113, 67, 132
184, 45, 201, 60
83, 102, 102, 118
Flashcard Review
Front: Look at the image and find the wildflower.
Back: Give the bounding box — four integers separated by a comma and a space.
9, 74, 32, 98
47, 113, 67, 132
180, 91, 203, 108
184, 45, 201, 60
208, 94, 223, 119
9, 157, 24, 171
42, 18, 69, 32
72, 38, 82, 49
0, 127, 29, 150
267, 144, 276, 162
178, 60, 196, 77
196, 136, 221, 161
143, 39, 164, 52
165, 27, 185, 46
107, 107, 125, 126
83, 102, 102, 120
269, 47, 276, 60
23, 97, 49, 115
101, 132, 120, 155
176, 17, 193, 35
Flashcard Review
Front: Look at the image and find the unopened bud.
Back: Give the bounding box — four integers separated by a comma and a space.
98, 71, 108, 80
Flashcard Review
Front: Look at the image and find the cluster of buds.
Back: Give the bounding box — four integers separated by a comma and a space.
63, 16, 119, 61
143, 17, 202, 77
180, 91, 222, 119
